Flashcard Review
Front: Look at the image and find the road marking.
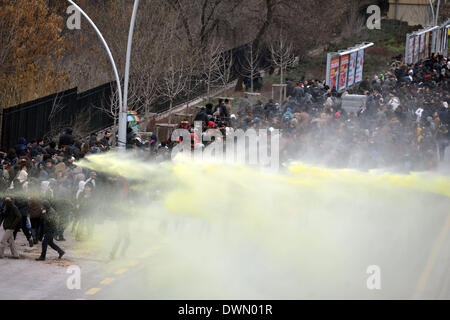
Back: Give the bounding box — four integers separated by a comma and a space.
412, 212, 450, 299
100, 277, 115, 285
76, 245, 162, 300
137, 246, 161, 259
114, 268, 128, 275
127, 260, 139, 267
85, 287, 101, 295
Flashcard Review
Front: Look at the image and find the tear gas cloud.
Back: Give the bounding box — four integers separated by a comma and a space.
74, 151, 450, 299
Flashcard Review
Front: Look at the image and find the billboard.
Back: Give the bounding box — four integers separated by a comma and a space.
325, 43, 372, 92
347, 52, 358, 87
338, 55, 350, 91
425, 32, 431, 59
419, 33, 425, 60
355, 49, 364, 84
329, 56, 340, 90
407, 36, 414, 64
405, 24, 449, 63
413, 35, 420, 63
441, 27, 449, 55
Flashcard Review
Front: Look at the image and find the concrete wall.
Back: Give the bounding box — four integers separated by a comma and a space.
388, 0, 433, 26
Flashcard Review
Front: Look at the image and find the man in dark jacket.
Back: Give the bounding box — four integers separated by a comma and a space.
194, 107, 209, 125
13, 196, 33, 247
45, 141, 58, 157
36, 200, 65, 261
15, 138, 28, 157
214, 99, 229, 119
0, 197, 22, 259
29, 197, 42, 244
58, 128, 74, 148
100, 131, 112, 150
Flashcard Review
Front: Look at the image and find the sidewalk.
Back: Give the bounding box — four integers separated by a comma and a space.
0, 228, 103, 300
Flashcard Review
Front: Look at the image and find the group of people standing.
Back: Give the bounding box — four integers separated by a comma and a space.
0, 129, 107, 260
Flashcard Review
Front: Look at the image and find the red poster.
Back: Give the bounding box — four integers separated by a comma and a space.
338, 55, 349, 91
329, 57, 340, 90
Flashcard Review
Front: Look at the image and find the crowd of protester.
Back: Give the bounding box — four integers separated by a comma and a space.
0, 54, 449, 260
188, 54, 450, 171
0, 128, 129, 260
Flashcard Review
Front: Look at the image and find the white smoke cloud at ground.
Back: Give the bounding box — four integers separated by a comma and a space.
75, 151, 450, 299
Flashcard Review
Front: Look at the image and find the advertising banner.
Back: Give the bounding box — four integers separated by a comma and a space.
407, 36, 414, 64
413, 35, 420, 63
338, 55, 349, 91
329, 56, 340, 90
441, 27, 449, 55
419, 33, 425, 60
446, 27, 450, 56
435, 29, 442, 54
355, 49, 364, 83
347, 52, 357, 87
425, 32, 430, 59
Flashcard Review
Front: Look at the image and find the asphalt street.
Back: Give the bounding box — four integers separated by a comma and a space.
0, 204, 449, 300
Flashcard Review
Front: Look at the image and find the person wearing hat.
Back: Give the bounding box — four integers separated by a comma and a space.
85, 171, 97, 189
59, 127, 74, 148
15, 138, 28, 157
208, 121, 215, 129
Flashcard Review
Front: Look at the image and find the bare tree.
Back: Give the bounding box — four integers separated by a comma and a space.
158, 56, 188, 124
269, 33, 295, 103
94, 83, 121, 145
44, 108, 91, 144
48, 92, 66, 123
126, 0, 175, 119
201, 40, 222, 101
213, 49, 234, 97
184, 47, 204, 116
241, 44, 261, 92
341, 1, 366, 39
166, 0, 242, 48
157, 30, 189, 126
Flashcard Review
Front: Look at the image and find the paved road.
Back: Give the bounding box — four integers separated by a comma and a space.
1, 200, 449, 300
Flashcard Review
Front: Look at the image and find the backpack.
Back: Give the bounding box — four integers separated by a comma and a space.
437, 123, 449, 136
0, 176, 8, 192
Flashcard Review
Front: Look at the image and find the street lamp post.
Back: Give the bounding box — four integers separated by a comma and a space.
122, 0, 140, 150
67, 0, 140, 151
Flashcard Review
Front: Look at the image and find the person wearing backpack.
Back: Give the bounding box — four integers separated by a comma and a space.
12, 196, 33, 247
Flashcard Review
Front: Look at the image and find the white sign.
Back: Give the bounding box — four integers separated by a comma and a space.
355, 49, 365, 83
347, 52, 358, 87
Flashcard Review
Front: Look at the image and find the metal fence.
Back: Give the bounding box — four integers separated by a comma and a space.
1, 83, 114, 151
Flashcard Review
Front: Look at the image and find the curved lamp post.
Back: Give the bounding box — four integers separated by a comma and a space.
123, 0, 140, 127
67, 0, 140, 150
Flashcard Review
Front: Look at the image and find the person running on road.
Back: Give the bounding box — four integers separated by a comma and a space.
0, 196, 22, 259
35, 200, 65, 261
